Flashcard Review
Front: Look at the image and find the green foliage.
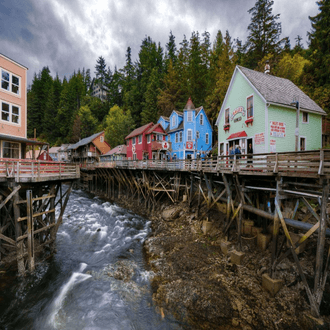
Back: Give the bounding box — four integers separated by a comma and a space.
105, 105, 135, 148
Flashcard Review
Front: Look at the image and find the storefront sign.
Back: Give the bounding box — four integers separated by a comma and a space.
270, 121, 286, 138
186, 141, 193, 149
254, 132, 265, 145
230, 106, 246, 121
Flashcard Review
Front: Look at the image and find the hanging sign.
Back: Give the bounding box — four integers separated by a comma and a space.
270, 121, 286, 138
132, 145, 136, 152
230, 106, 246, 121
162, 141, 169, 150
186, 141, 193, 149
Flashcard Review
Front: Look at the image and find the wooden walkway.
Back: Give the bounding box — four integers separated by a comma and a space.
95, 149, 330, 178
0, 159, 80, 182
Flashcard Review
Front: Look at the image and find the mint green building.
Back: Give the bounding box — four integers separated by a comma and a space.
215, 66, 326, 156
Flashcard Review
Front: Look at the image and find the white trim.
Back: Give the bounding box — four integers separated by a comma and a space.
216, 66, 267, 127
0, 100, 21, 125
138, 134, 142, 144
265, 103, 269, 153
0, 68, 21, 97
132, 137, 136, 145
246, 94, 254, 118
187, 129, 192, 141
299, 136, 306, 151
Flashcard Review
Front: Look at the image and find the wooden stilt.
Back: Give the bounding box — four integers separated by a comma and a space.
26, 190, 35, 272
14, 187, 25, 275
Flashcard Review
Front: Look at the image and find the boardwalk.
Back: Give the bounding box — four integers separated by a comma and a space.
0, 158, 80, 182
95, 149, 330, 178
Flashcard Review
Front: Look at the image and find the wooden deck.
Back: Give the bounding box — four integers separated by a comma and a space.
0, 159, 80, 183
94, 149, 330, 178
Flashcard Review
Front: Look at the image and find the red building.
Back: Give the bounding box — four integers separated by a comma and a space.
125, 123, 170, 160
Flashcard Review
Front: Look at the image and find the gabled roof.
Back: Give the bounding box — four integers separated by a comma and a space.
68, 131, 104, 150
168, 121, 184, 133
125, 123, 154, 139
49, 146, 60, 153
173, 110, 183, 116
102, 144, 127, 156
146, 123, 166, 134
159, 116, 170, 121
238, 66, 325, 114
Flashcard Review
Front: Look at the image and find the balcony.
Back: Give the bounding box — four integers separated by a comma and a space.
151, 140, 171, 151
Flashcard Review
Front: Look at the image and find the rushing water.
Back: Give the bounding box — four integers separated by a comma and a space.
0, 189, 182, 330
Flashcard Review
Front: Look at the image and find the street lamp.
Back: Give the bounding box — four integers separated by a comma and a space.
290, 99, 300, 152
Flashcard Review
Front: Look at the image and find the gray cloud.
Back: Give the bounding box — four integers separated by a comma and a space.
0, 0, 319, 86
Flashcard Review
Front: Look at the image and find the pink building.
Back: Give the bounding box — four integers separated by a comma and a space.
0, 53, 40, 158
125, 122, 170, 160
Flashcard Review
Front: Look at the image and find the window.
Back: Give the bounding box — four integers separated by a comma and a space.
302, 112, 309, 123
206, 133, 209, 144
2, 141, 20, 159
179, 131, 183, 142
127, 139, 129, 146
133, 137, 136, 145
1, 69, 20, 95
138, 135, 142, 144
156, 134, 162, 141
247, 96, 253, 118
225, 108, 229, 125
147, 135, 151, 143
172, 116, 176, 127
196, 131, 200, 139
100, 136, 104, 142
133, 153, 137, 160
1, 101, 20, 124
200, 114, 204, 125
187, 129, 192, 141
300, 137, 306, 151
187, 111, 193, 122
175, 132, 178, 143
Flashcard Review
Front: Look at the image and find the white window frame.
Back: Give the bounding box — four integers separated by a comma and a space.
175, 132, 178, 143
1, 101, 20, 124
225, 108, 230, 125
133, 153, 137, 160
147, 135, 151, 143
1, 69, 20, 96
302, 112, 309, 124
187, 111, 193, 122
300, 136, 306, 151
132, 137, 136, 145
1, 141, 20, 159
179, 131, 183, 142
247, 95, 253, 118
172, 115, 175, 127
187, 129, 192, 141
100, 136, 104, 142
206, 133, 209, 144
200, 113, 204, 125
138, 134, 142, 144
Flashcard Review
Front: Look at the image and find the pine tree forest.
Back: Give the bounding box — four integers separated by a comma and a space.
27, 0, 330, 148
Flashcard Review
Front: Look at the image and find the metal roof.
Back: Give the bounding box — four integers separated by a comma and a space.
68, 132, 103, 150
0, 134, 47, 145
238, 66, 326, 115
125, 123, 154, 139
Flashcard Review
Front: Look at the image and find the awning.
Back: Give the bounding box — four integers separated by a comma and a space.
226, 131, 247, 140
0, 134, 48, 145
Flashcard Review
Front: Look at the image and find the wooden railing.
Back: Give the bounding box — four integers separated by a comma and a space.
0, 158, 80, 182
95, 150, 330, 178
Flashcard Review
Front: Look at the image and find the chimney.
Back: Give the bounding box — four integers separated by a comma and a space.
264, 60, 270, 74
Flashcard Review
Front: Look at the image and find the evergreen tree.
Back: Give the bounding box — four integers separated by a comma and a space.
141, 67, 161, 124
165, 31, 177, 69
303, 0, 330, 113
245, 0, 284, 68
122, 47, 136, 112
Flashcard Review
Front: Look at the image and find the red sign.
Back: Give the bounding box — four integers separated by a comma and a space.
186, 141, 193, 149
162, 142, 168, 150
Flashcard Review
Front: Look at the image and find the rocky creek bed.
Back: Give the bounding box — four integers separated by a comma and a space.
116, 197, 330, 330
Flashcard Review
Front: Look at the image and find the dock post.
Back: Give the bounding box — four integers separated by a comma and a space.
26, 190, 35, 272
14, 187, 25, 275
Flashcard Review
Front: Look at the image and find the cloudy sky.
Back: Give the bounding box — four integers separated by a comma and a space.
0, 0, 319, 86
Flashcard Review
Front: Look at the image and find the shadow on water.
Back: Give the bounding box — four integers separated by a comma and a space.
0, 189, 182, 330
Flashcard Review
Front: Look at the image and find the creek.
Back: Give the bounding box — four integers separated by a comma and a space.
0, 188, 182, 330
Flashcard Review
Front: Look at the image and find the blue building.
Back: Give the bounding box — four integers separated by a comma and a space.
157, 98, 213, 160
